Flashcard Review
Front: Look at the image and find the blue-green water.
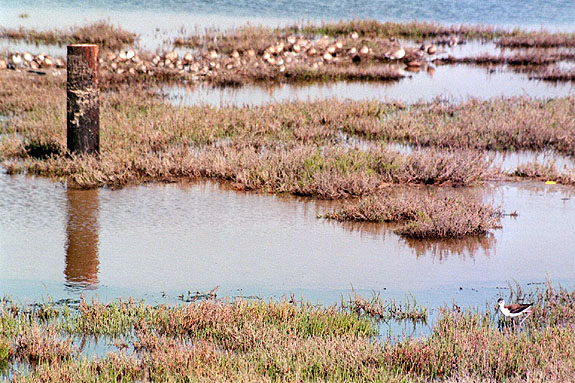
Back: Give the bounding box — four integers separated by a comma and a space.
1, 0, 574, 29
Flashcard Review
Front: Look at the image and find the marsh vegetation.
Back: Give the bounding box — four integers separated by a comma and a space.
1, 285, 575, 382
0, 21, 136, 50
2, 14, 575, 381
324, 193, 502, 239
1, 70, 574, 240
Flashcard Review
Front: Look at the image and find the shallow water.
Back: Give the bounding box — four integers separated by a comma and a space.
1, 171, 575, 311
0, 335, 120, 380
387, 143, 575, 173
0, 39, 66, 57
164, 65, 575, 107
495, 151, 575, 172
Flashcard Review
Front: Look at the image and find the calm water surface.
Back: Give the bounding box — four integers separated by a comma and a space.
165, 65, 575, 107
1, 171, 575, 309
1, 0, 574, 31
387, 143, 575, 173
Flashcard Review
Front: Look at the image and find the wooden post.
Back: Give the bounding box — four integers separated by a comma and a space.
67, 44, 99, 155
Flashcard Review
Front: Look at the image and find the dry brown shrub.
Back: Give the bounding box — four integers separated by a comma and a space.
348, 97, 575, 154
326, 192, 502, 239
0, 21, 136, 50
396, 196, 501, 239
398, 149, 492, 186
2, 72, 574, 192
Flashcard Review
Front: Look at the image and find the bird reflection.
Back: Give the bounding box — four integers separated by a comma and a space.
64, 188, 100, 289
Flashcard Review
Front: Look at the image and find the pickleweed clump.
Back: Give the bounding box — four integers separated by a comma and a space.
325, 192, 502, 239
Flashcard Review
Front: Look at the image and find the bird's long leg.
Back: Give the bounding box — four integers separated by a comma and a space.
519, 311, 532, 328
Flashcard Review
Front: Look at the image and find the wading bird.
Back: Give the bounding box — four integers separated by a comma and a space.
497, 298, 533, 328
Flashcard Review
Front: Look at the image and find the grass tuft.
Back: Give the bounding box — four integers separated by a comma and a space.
345, 292, 428, 323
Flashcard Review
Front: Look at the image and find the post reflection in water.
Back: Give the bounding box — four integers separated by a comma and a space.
64, 188, 100, 289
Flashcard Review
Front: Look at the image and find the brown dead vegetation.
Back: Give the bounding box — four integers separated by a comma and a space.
2, 72, 575, 193
528, 67, 575, 82
434, 51, 575, 66
325, 192, 502, 239
511, 160, 575, 184
0, 21, 137, 50
498, 34, 575, 48
4, 286, 575, 382
339, 97, 575, 155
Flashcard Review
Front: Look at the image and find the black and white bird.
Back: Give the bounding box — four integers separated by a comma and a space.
497, 298, 533, 328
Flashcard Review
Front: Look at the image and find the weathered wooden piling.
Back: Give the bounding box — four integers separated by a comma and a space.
67, 44, 100, 155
